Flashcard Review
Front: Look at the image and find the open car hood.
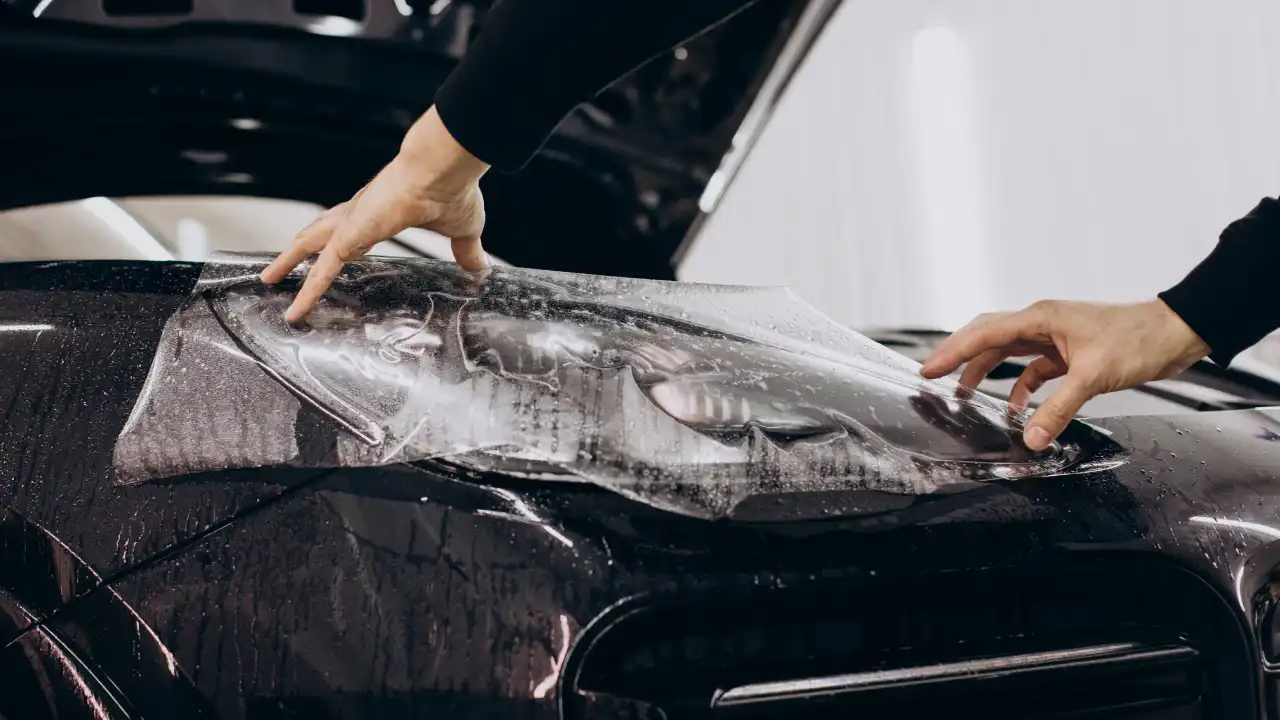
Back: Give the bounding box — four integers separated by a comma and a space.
113, 252, 1113, 520
0, 0, 823, 278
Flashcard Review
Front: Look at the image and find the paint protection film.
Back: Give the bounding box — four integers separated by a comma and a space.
113, 253, 1076, 518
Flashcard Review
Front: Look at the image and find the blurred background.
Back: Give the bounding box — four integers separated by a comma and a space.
0, 196, 489, 263
682, 0, 1280, 331
4, 0, 1280, 333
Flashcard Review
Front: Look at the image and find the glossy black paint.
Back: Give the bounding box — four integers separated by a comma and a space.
2, 261, 1280, 719
3, 3, 1280, 716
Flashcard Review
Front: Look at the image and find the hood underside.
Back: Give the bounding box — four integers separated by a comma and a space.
0, 0, 812, 279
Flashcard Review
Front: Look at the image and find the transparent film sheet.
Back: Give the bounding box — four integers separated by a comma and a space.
113, 252, 1076, 518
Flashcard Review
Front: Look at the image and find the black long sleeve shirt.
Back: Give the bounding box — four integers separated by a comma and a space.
435, 0, 1280, 367
434, 0, 761, 171
1160, 197, 1280, 366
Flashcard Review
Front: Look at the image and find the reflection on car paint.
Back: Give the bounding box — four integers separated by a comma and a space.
113, 253, 1105, 519
6, 256, 1280, 718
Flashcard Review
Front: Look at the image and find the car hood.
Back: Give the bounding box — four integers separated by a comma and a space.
5, 257, 1274, 523
3, 259, 1280, 719
107, 252, 1102, 521
5, 6, 1280, 716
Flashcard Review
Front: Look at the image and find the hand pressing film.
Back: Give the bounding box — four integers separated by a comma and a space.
920, 299, 1211, 451
260, 107, 491, 322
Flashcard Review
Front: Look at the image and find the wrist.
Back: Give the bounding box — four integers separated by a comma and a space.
1150, 298, 1211, 366
399, 106, 489, 192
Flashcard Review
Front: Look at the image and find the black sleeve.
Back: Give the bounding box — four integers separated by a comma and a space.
433, 0, 761, 171
1159, 196, 1280, 367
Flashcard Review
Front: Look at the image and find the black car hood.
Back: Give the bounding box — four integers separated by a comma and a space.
1, 260, 1279, 719
0, 259, 1276, 559
5, 6, 1280, 716
107, 253, 1107, 522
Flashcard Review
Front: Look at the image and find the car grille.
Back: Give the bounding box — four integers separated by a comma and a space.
563, 560, 1252, 719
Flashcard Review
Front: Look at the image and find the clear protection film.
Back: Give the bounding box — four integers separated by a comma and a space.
114, 252, 1080, 519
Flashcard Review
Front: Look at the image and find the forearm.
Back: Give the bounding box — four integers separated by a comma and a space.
433, 0, 761, 171
1159, 197, 1280, 366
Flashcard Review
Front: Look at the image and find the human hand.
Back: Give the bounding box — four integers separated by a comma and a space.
920, 299, 1211, 451
261, 106, 491, 322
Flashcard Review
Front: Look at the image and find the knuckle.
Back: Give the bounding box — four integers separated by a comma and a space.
974, 312, 999, 326
297, 229, 329, 250
1026, 300, 1059, 326
1040, 404, 1072, 426
1017, 368, 1040, 388
1017, 376, 1041, 396
1050, 386, 1087, 413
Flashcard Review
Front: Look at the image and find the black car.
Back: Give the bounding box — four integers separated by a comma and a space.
4, 2, 1280, 719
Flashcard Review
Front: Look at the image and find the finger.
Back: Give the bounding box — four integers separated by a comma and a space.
920, 313, 1005, 379
452, 234, 488, 271
262, 205, 344, 284
1023, 373, 1096, 450
958, 349, 1008, 390
922, 310, 1049, 379
285, 245, 346, 323
1008, 356, 1065, 411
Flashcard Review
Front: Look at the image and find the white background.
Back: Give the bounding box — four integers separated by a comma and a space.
681, 0, 1280, 331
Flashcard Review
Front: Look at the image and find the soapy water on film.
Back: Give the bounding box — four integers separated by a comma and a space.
113, 252, 1073, 519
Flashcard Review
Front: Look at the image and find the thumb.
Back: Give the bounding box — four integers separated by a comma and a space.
1023, 373, 1096, 451
452, 234, 488, 271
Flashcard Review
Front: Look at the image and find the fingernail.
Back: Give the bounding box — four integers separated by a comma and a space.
1024, 427, 1052, 451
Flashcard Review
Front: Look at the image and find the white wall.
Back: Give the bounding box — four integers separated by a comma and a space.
680, 0, 1280, 331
